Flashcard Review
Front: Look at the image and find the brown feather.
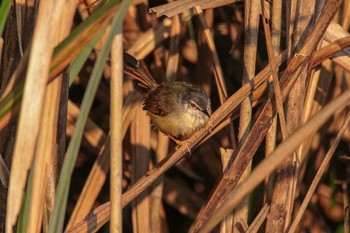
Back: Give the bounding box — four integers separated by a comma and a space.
143, 85, 174, 116
123, 53, 159, 90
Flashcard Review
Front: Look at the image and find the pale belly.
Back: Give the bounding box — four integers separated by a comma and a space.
148, 111, 209, 139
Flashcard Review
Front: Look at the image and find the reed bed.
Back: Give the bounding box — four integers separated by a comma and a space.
0, 0, 350, 232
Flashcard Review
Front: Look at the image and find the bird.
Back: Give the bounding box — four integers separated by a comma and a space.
123, 53, 212, 143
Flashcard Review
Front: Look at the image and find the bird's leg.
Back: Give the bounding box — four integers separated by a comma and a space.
167, 135, 192, 155
205, 119, 214, 134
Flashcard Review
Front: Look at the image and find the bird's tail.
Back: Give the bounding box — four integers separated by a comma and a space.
123, 53, 159, 91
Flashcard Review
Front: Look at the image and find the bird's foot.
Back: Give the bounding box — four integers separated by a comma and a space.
205, 119, 213, 134
168, 135, 192, 155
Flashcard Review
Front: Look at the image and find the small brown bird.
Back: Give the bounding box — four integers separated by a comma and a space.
123, 53, 211, 142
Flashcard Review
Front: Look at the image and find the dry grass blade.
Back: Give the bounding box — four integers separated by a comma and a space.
149, 0, 240, 18
29, 69, 61, 233
29, 1, 77, 231
199, 90, 350, 232
287, 111, 350, 233
6, 0, 66, 231
110, 30, 123, 233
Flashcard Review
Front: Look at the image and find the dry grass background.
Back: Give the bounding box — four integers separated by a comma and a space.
0, 0, 350, 232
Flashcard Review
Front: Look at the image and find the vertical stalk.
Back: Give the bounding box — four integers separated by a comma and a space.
110, 28, 123, 233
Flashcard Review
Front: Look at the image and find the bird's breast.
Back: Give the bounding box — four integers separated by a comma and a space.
148, 110, 209, 139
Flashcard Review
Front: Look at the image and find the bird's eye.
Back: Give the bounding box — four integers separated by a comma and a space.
189, 102, 197, 109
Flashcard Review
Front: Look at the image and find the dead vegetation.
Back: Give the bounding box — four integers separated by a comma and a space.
0, 0, 350, 232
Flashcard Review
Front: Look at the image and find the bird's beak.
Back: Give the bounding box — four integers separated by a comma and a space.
205, 106, 212, 117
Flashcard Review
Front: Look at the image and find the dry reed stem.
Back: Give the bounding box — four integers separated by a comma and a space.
6, 0, 66, 231
261, 6, 286, 139
42, 0, 78, 232
234, 0, 260, 230
311, 36, 350, 68
296, 0, 332, 188
165, 15, 180, 83
29, 67, 61, 233
287, 111, 350, 233
295, 64, 324, 188
199, 89, 350, 232
286, 0, 297, 60
264, 0, 281, 206
150, 133, 168, 233
149, 0, 240, 18
323, 22, 350, 72
131, 107, 151, 233
338, 0, 350, 27
110, 30, 123, 233
285, 2, 320, 226
29, 43, 66, 231
220, 148, 234, 233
